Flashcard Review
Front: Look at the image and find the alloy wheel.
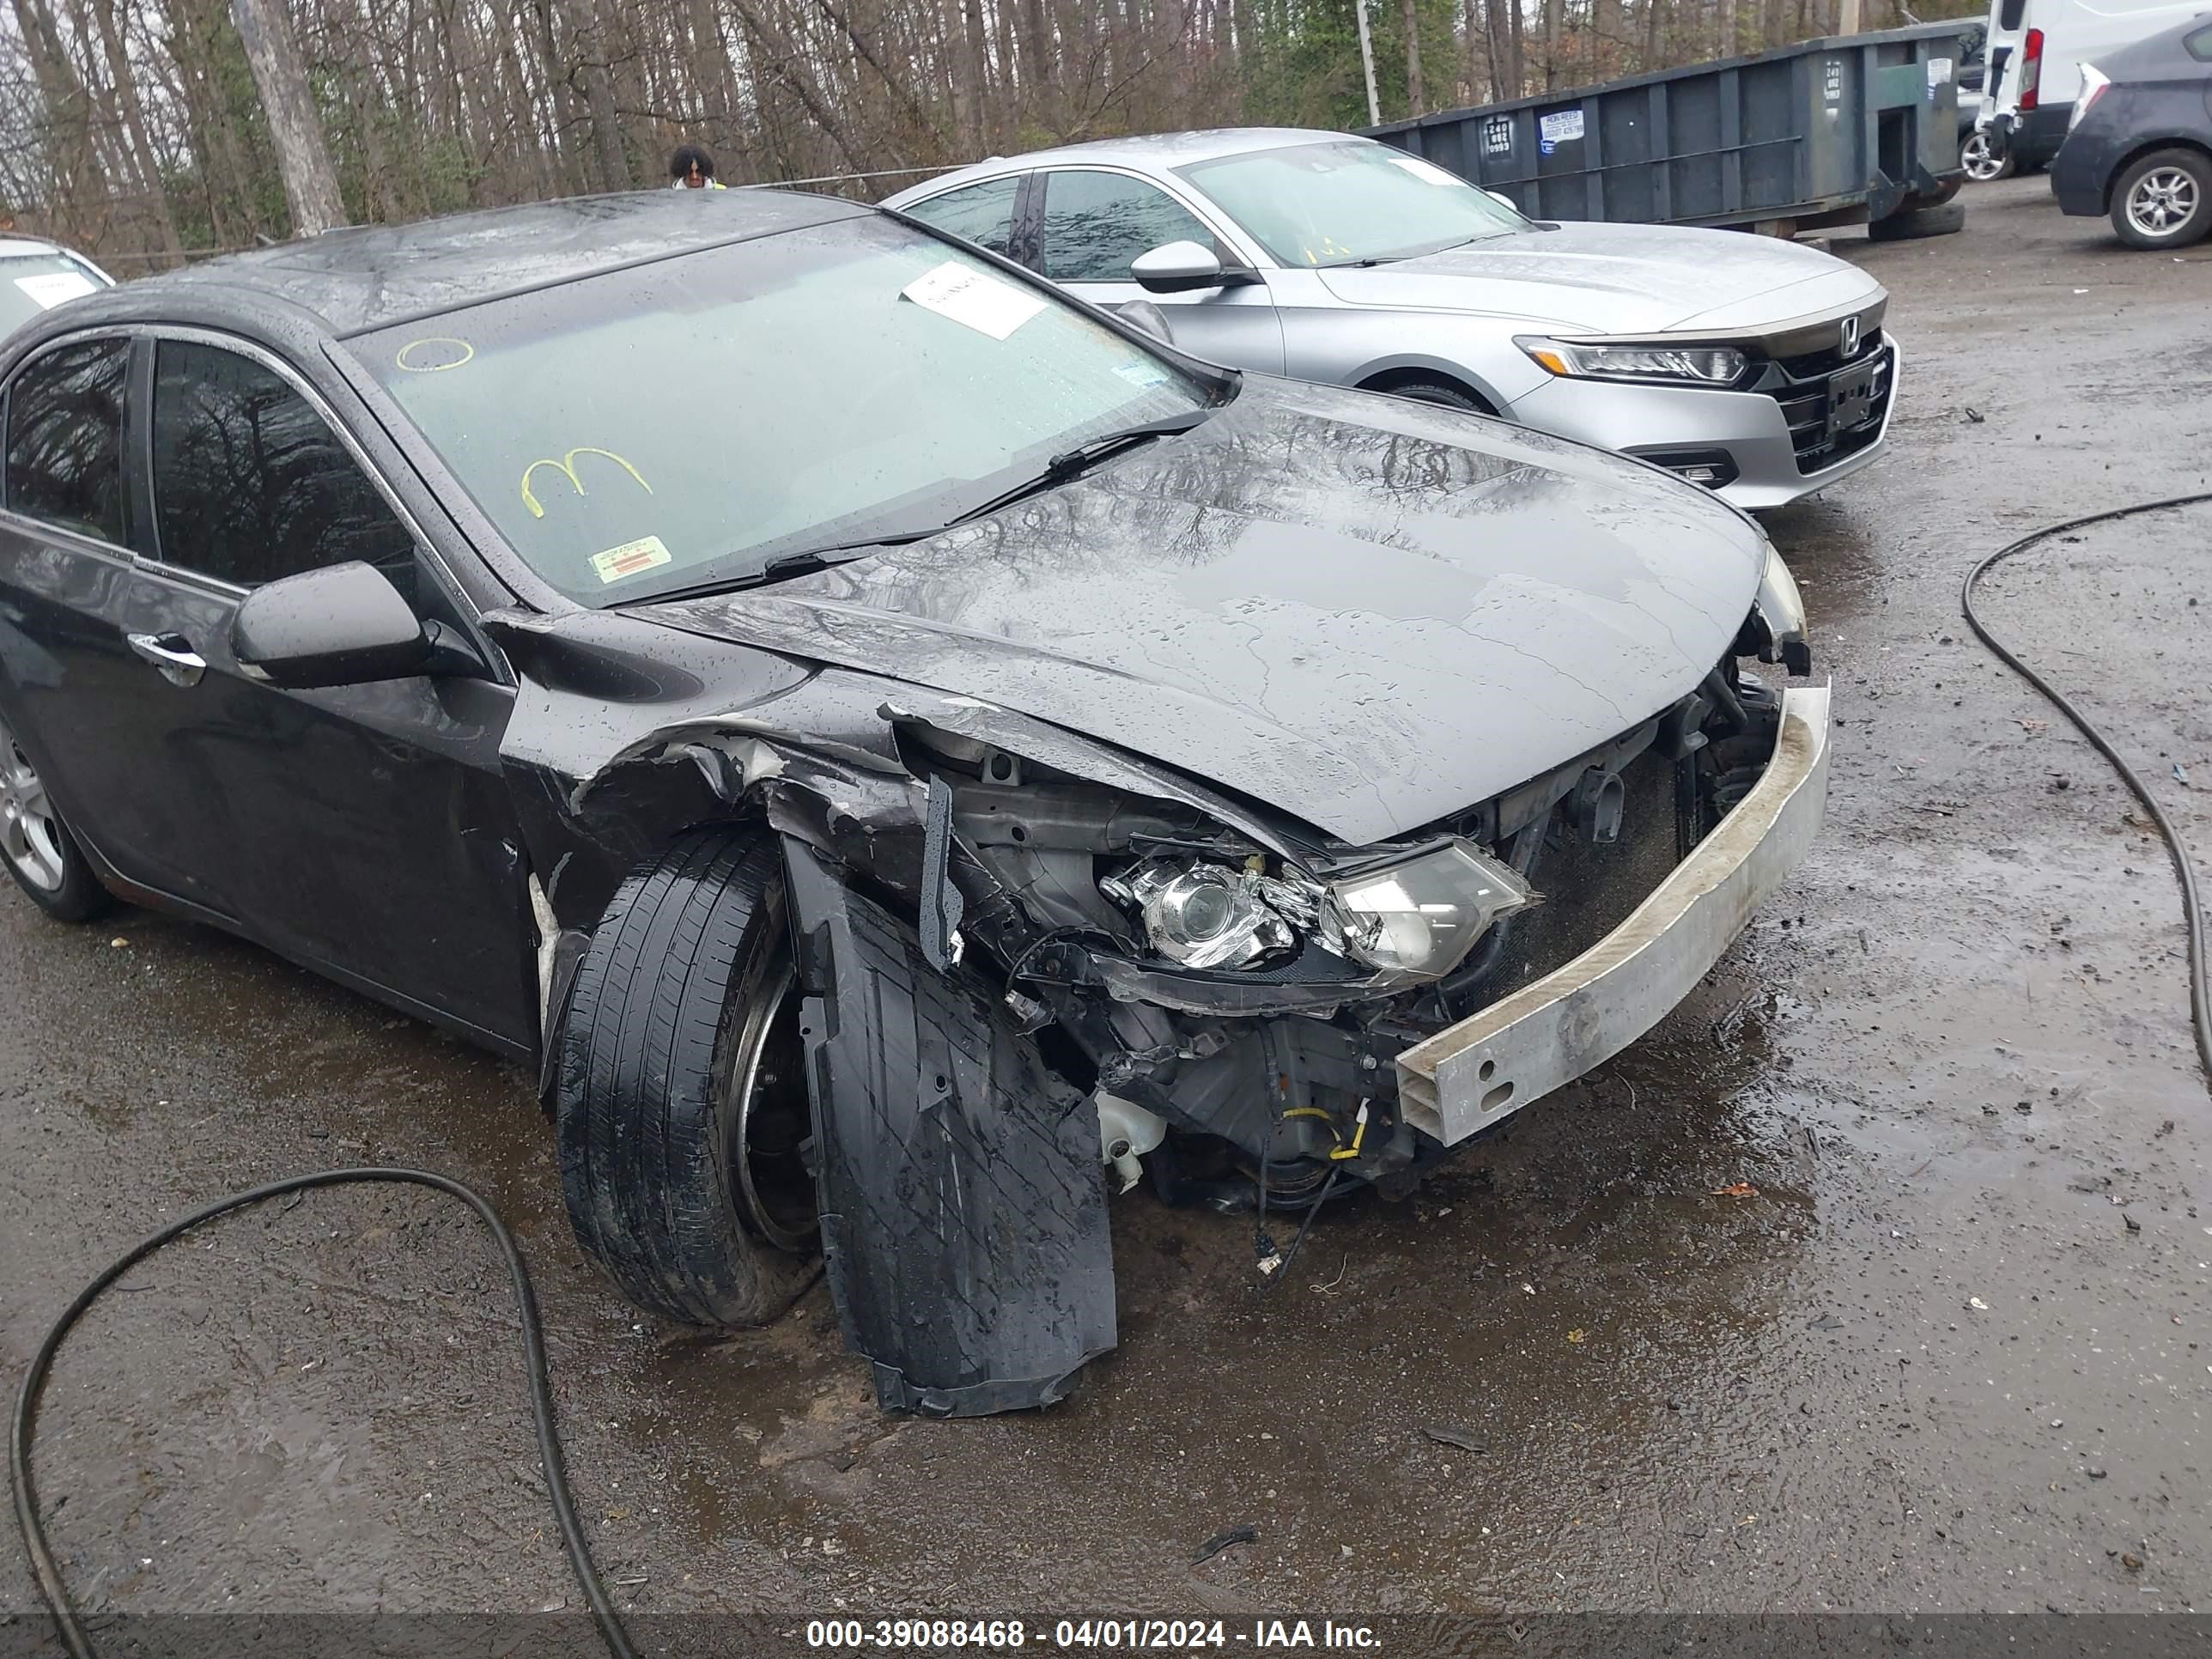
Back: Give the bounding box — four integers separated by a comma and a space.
1960, 131, 2006, 183
0, 711, 66, 893
724, 943, 819, 1253
2126, 167, 2200, 239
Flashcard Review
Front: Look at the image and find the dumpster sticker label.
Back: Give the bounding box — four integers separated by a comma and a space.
1537, 110, 1584, 154
1481, 114, 1514, 156
1928, 56, 1954, 88
1824, 60, 1844, 102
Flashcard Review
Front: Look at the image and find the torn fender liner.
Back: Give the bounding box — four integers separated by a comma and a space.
783, 839, 1116, 1417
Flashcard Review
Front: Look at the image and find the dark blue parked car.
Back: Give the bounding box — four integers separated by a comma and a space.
2051, 15, 2212, 248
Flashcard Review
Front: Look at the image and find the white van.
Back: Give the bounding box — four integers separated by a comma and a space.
1974, 0, 2207, 173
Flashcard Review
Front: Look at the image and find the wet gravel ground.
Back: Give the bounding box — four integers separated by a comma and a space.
3, 174, 2210, 1639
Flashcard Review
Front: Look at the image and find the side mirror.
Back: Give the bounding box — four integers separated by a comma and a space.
1484, 188, 1520, 212
232, 561, 444, 690
1114, 299, 1176, 343
1132, 240, 1252, 294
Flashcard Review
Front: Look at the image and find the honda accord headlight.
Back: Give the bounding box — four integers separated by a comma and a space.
1322, 840, 1534, 980
1517, 336, 1748, 386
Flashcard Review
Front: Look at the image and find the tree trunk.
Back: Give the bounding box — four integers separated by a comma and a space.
570, 0, 632, 190
1591, 0, 1622, 78
228, 0, 346, 234
1401, 0, 1425, 115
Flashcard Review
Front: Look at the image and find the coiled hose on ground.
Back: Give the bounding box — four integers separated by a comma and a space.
1960, 489, 2212, 1084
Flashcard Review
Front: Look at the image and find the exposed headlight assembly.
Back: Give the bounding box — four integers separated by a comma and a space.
1517, 335, 1748, 386
1101, 858, 1297, 970
1749, 544, 1811, 677
1323, 839, 1534, 980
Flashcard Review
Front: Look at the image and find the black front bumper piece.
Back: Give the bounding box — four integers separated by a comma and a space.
783, 841, 1117, 1417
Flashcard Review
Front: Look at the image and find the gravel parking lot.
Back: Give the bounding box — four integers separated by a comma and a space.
3, 173, 2210, 1642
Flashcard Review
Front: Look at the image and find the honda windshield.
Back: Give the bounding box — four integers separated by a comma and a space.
1178, 139, 1527, 268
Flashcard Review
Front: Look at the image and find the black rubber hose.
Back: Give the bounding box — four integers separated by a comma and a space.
9, 1168, 640, 1659
1960, 489, 2212, 1085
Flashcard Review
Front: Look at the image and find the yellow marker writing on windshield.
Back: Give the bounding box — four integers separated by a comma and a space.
520, 448, 653, 519
395, 337, 475, 373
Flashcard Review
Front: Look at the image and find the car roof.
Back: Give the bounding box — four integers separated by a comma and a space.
0, 237, 80, 260
48, 189, 873, 337
886, 128, 1361, 200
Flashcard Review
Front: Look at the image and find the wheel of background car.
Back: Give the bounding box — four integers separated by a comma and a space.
1867, 200, 1968, 242
2110, 149, 2212, 250
0, 708, 110, 923
1961, 131, 2012, 183
556, 829, 820, 1328
1376, 379, 1497, 416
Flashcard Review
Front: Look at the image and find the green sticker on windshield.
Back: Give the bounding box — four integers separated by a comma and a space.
1114, 359, 1170, 388
591, 535, 672, 585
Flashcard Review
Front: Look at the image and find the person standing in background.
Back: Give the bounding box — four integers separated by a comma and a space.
668, 146, 725, 189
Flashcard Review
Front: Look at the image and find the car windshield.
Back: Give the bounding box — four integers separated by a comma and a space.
356, 217, 1211, 605
1178, 140, 1527, 268
0, 253, 104, 338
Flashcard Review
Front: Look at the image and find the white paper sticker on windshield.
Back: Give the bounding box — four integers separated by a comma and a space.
900, 261, 1045, 341
1386, 154, 1464, 186
591, 534, 673, 585
15, 270, 95, 309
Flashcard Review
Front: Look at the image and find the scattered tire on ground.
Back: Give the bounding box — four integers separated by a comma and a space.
1869, 200, 1969, 241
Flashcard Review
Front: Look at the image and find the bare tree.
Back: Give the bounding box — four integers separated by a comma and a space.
229, 0, 344, 231
0, 0, 1920, 270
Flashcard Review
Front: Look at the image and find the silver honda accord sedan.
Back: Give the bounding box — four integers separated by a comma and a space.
884, 128, 1897, 510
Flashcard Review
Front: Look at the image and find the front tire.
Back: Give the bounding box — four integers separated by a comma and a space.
0, 708, 110, 922
1376, 378, 1497, 416
557, 830, 820, 1328
2110, 149, 2211, 250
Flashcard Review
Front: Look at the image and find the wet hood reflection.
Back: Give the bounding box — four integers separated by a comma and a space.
645, 376, 1766, 844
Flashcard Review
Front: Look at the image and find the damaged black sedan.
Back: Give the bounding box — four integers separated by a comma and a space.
0, 191, 1829, 1416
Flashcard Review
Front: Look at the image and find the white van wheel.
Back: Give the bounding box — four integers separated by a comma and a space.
1961, 130, 2011, 183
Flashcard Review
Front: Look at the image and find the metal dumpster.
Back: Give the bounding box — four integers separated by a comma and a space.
1364, 19, 1972, 234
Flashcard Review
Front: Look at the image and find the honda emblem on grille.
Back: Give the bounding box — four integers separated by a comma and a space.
1841, 315, 1861, 357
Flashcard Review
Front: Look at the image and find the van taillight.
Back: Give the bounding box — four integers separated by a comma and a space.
2020, 27, 2045, 110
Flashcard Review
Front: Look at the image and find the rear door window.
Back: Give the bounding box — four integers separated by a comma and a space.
3, 337, 129, 545
1037, 171, 1217, 283
149, 339, 417, 600
901, 176, 1022, 257
2186, 21, 2212, 59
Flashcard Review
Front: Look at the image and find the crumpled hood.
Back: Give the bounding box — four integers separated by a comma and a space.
1317, 221, 1882, 336
641, 376, 1768, 846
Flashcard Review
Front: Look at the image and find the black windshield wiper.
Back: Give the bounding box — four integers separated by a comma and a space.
1320, 234, 1495, 269
623, 533, 931, 608
950, 410, 1213, 526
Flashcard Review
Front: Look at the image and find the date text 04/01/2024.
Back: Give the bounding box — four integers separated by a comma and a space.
804, 1620, 1383, 1650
